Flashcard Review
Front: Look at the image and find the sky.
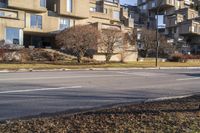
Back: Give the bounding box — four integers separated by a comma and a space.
120, 0, 137, 5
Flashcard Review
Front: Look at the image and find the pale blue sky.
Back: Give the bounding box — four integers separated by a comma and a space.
120, 0, 137, 5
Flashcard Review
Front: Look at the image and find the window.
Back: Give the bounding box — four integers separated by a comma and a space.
105, 0, 119, 4
40, 0, 46, 8
113, 11, 120, 20
6, 27, 23, 45
67, 0, 72, 12
0, 0, 7, 8
90, 6, 107, 14
0, 11, 5, 17
152, 2, 156, 7
90, 7, 96, 12
0, 10, 17, 18
60, 18, 71, 30
31, 15, 42, 29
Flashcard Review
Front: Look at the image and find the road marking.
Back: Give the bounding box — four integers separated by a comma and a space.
116, 72, 164, 77
176, 77, 200, 81
0, 86, 82, 94
0, 74, 134, 81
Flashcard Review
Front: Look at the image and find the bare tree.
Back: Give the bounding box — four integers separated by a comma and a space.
0, 40, 5, 60
124, 28, 137, 46
56, 25, 100, 63
100, 29, 124, 63
139, 28, 156, 57
0, 40, 12, 60
139, 28, 174, 57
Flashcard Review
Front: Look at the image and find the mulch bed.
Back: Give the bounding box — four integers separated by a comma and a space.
1, 95, 200, 133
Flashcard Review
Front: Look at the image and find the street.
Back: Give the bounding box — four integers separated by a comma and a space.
0, 69, 199, 121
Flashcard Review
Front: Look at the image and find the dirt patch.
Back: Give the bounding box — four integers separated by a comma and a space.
1, 95, 200, 133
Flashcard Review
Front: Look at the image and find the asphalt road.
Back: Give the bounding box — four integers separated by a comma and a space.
0, 69, 200, 121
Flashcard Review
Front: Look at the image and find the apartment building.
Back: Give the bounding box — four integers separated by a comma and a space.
0, 0, 88, 47
0, 0, 137, 61
137, 0, 200, 54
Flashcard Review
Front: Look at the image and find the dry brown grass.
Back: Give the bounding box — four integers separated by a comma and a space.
0, 61, 199, 70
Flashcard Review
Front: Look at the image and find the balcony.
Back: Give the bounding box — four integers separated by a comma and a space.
149, 0, 175, 11
165, 14, 184, 28
165, 16, 177, 28
179, 19, 200, 35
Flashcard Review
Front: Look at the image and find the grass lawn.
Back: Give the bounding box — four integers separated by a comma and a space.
0, 61, 200, 70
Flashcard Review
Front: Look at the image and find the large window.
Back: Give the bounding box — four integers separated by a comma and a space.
66, 0, 72, 12
40, 0, 46, 8
31, 15, 42, 29
60, 18, 71, 30
6, 27, 23, 45
113, 11, 120, 20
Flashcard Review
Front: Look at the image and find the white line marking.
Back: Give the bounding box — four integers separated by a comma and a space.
117, 72, 135, 75
176, 77, 200, 81
0, 74, 133, 81
0, 86, 82, 94
116, 72, 165, 77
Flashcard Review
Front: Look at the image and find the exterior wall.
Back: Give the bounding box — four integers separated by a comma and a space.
24, 12, 61, 33
91, 22, 137, 62
58, 0, 89, 18
8, 0, 47, 12
93, 52, 138, 62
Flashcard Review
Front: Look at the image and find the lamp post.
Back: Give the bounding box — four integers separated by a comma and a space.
155, 10, 159, 67
155, 1, 162, 67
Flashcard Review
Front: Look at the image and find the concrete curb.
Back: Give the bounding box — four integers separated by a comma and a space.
145, 94, 193, 103
0, 67, 200, 73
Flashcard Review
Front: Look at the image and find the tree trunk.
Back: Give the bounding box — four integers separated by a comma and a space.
77, 56, 81, 63
105, 53, 112, 63
77, 52, 83, 63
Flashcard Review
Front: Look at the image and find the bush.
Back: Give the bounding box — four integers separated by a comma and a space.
169, 54, 200, 62
0, 40, 25, 62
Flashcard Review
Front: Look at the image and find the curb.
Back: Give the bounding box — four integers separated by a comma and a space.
0, 67, 200, 73
145, 94, 193, 103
